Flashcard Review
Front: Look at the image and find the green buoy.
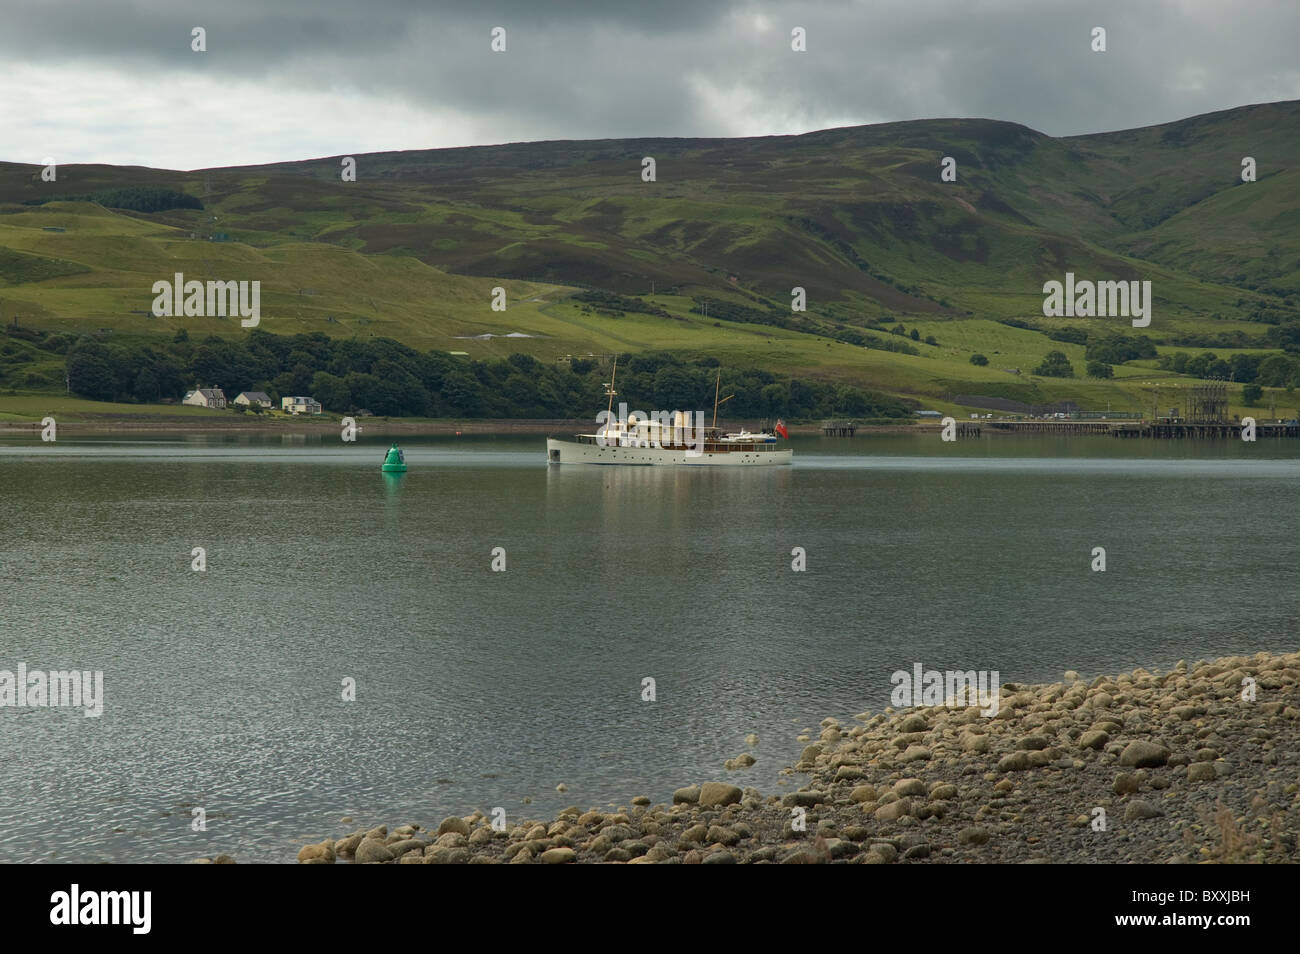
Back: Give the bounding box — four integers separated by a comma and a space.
381, 443, 407, 472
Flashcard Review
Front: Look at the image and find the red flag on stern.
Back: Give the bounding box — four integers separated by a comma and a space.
775, 419, 789, 439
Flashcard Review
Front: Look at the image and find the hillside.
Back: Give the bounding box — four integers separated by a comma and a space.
1, 100, 1298, 419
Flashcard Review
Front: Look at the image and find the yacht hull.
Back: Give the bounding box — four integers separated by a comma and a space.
546, 438, 792, 466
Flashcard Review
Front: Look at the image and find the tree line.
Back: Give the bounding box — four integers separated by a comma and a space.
55, 329, 912, 420
25, 187, 203, 213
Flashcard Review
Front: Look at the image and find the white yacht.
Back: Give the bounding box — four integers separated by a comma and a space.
546, 362, 792, 466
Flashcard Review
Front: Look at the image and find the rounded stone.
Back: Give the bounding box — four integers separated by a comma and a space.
672, 785, 700, 805
893, 778, 927, 797
698, 782, 743, 807
437, 816, 471, 837
354, 838, 394, 864
874, 798, 912, 821
899, 714, 928, 733
1118, 741, 1171, 768
1113, 773, 1140, 795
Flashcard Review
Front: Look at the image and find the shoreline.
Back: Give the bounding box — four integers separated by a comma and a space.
0, 415, 591, 436
196, 650, 1300, 864
0, 415, 927, 437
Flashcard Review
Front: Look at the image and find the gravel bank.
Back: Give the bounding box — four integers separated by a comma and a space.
198, 651, 1300, 864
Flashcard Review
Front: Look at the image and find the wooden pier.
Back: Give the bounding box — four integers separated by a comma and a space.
821, 412, 1300, 440
985, 418, 1300, 438
988, 420, 1112, 435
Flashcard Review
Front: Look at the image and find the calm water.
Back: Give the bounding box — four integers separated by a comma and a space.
2, 432, 1299, 863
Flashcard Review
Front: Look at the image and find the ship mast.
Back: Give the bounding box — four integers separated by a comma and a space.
605, 357, 619, 432
712, 369, 721, 428
711, 368, 733, 429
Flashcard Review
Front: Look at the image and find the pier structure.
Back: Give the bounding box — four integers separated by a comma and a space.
1111, 421, 1300, 439
821, 420, 857, 437
987, 420, 1111, 434
1186, 384, 1228, 424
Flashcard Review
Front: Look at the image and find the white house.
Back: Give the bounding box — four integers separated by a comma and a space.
281, 395, 322, 415
233, 391, 272, 408
183, 387, 227, 409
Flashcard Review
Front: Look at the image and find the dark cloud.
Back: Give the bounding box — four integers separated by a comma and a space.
0, 0, 1295, 167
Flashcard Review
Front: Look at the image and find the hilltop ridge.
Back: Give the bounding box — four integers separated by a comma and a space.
1, 100, 1298, 418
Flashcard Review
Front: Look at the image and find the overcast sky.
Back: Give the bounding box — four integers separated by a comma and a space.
1, 0, 1296, 170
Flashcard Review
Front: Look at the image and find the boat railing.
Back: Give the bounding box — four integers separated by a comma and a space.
571, 433, 786, 452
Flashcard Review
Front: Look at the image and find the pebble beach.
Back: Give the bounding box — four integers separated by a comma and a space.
197, 651, 1300, 864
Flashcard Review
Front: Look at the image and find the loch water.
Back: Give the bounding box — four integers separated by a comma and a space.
2, 432, 1298, 862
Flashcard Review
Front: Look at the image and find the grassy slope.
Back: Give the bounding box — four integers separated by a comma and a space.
0, 393, 222, 423
0, 100, 1297, 419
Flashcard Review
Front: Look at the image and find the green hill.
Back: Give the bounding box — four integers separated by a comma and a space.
1, 99, 1298, 419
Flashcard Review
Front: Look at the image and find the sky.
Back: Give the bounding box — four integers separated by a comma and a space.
1, 0, 1296, 170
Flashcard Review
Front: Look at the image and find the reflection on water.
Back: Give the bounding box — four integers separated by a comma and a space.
1, 432, 1298, 863
382, 470, 404, 530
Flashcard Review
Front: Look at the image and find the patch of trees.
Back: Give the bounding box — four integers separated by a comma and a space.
1265, 322, 1300, 353
969, 353, 988, 366
1222, 353, 1263, 382
1034, 350, 1074, 377
1243, 303, 1300, 325
1172, 329, 1266, 350
571, 290, 670, 318
1156, 351, 1263, 382
1254, 354, 1300, 387
883, 326, 925, 353
601, 350, 909, 420
0, 326, 74, 389
1084, 334, 1157, 365
60, 330, 911, 420
689, 296, 804, 332
1045, 327, 1088, 345
65, 338, 187, 402
26, 187, 203, 213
